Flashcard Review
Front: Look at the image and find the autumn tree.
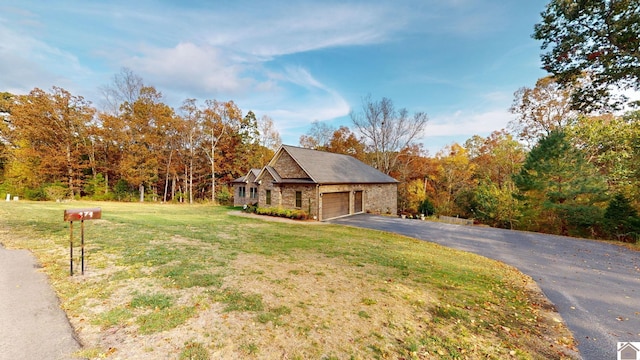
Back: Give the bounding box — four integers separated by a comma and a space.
201, 100, 244, 202
509, 76, 577, 147
0, 92, 13, 180
570, 111, 640, 209
179, 99, 203, 203
431, 143, 476, 216
465, 131, 525, 228
118, 86, 176, 202
393, 144, 430, 214
5, 87, 95, 198
326, 126, 367, 161
533, 0, 640, 112
514, 130, 608, 236
350, 96, 428, 174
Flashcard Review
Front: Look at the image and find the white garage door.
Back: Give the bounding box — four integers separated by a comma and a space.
322, 192, 350, 220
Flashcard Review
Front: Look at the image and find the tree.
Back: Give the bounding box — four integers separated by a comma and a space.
393, 145, 430, 214
432, 143, 476, 216
326, 126, 367, 161
533, 0, 640, 112
299, 120, 335, 150
350, 96, 428, 174
604, 194, 640, 242
466, 130, 525, 187
99, 67, 144, 115
201, 100, 243, 202
514, 130, 608, 236
6, 87, 95, 198
509, 76, 577, 147
118, 86, 175, 202
569, 111, 640, 206
465, 131, 525, 228
257, 115, 282, 151
179, 99, 203, 204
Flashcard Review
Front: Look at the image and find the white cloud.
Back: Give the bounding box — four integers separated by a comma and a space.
0, 18, 91, 94
427, 109, 514, 137
124, 42, 253, 97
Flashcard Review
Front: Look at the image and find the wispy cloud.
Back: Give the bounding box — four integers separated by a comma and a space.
427, 108, 514, 137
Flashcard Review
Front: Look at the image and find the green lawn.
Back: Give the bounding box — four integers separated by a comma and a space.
0, 201, 578, 359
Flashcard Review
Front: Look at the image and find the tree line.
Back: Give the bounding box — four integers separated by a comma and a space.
0, 70, 280, 204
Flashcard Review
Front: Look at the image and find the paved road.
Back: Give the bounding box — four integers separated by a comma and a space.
0, 245, 81, 360
330, 214, 640, 360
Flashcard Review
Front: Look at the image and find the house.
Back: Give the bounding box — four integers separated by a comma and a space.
619, 342, 640, 360
232, 145, 398, 221
231, 168, 261, 207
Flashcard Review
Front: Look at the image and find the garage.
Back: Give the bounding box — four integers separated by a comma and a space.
322, 192, 350, 220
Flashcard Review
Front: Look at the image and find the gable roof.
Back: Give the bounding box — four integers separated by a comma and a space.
231, 168, 261, 183
269, 145, 397, 184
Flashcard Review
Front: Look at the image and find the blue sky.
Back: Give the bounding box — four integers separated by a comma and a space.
1, 1, 550, 155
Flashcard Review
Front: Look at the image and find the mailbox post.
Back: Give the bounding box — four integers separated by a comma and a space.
64, 208, 101, 275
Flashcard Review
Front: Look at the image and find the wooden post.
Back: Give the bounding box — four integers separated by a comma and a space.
64, 208, 101, 276
69, 221, 74, 276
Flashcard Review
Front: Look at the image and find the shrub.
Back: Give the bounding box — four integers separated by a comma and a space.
216, 186, 232, 205
254, 207, 308, 220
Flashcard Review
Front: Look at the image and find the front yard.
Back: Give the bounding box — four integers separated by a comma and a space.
0, 201, 578, 359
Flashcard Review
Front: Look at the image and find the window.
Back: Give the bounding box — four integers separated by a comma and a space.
266, 190, 271, 205
238, 186, 246, 198
295, 191, 302, 208
250, 187, 258, 199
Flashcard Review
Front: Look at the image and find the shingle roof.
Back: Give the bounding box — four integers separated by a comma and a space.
231, 168, 261, 183
275, 145, 397, 184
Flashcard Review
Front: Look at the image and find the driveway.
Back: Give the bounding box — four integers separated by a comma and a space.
0, 245, 81, 360
330, 214, 640, 360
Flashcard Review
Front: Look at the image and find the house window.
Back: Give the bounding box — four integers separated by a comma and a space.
238, 186, 246, 198
266, 190, 271, 205
295, 191, 302, 208
250, 187, 258, 199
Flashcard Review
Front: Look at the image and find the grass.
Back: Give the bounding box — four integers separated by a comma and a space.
0, 201, 579, 359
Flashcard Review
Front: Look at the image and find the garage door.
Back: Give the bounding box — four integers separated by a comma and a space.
322, 192, 350, 220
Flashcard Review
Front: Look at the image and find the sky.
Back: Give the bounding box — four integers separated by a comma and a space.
1, 1, 551, 155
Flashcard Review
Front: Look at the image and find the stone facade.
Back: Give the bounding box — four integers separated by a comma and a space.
235, 145, 398, 221
272, 151, 306, 179
318, 183, 397, 219
232, 171, 259, 206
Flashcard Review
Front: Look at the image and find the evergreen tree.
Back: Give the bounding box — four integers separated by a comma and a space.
604, 194, 640, 243
514, 130, 607, 236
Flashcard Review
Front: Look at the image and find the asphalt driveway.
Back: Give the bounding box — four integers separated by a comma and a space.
330, 214, 640, 360
0, 245, 80, 360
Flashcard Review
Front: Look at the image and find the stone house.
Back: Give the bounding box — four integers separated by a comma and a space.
232, 145, 398, 221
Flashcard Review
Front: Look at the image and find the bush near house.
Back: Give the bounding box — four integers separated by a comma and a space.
247, 205, 309, 220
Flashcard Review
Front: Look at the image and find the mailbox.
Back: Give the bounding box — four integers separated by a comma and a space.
64, 207, 101, 276
64, 208, 102, 222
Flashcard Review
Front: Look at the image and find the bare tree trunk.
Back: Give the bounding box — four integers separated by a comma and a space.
171, 175, 176, 201
163, 150, 173, 202
139, 183, 144, 202
66, 143, 75, 198
211, 142, 215, 203
184, 164, 188, 203
189, 155, 194, 204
